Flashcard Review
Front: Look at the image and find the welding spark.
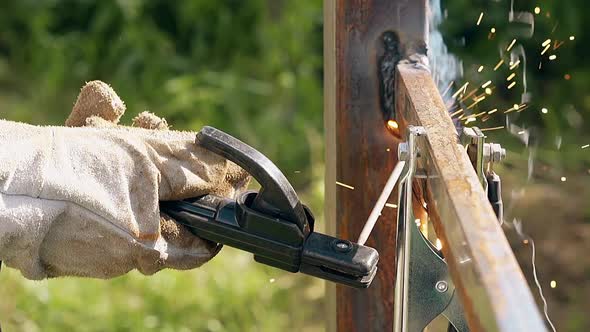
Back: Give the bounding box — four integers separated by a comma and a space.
506, 39, 517, 51
569, 35, 575, 41
493, 59, 504, 71
517, 104, 531, 113
507, 73, 516, 81
488, 108, 498, 114
478, 65, 484, 72
465, 117, 476, 124
452, 82, 469, 99
477, 12, 484, 25
385, 203, 398, 208
450, 109, 464, 118
480, 126, 504, 132
518, 130, 526, 135
548, 54, 557, 61
508, 81, 517, 89
534, 7, 541, 14
336, 181, 355, 190
541, 44, 551, 55
541, 108, 548, 114
550, 280, 557, 289
560, 177, 566, 182
582, 144, 589, 149
485, 87, 493, 95
542, 39, 551, 47
553, 40, 564, 50
482, 80, 492, 88
466, 96, 486, 109
509, 60, 521, 70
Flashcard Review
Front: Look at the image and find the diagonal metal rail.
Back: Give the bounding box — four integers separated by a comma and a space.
395, 62, 546, 331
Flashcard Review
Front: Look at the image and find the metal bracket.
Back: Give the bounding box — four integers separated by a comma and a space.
460, 127, 506, 220
394, 126, 468, 332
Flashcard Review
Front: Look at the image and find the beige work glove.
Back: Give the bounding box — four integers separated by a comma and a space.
0, 81, 250, 280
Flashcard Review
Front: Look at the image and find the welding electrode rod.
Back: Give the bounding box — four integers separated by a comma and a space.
357, 161, 407, 245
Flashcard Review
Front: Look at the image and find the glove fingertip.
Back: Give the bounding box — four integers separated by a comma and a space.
66, 80, 126, 127
132, 111, 170, 130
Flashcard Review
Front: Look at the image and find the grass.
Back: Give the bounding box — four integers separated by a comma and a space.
0, 248, 325, 332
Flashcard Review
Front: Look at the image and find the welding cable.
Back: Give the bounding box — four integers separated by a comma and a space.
357, 160, 406, 245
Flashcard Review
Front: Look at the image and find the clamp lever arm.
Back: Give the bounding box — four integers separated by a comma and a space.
161, 126, 379, 288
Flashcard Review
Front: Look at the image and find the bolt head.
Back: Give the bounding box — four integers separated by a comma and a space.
332, 240, 353, 253
435, 281, 448, 293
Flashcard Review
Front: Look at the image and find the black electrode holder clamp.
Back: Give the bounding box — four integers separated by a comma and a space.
160, 126, 379, 288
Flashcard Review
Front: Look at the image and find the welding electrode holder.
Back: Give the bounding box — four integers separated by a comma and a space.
160, 126, 379, 288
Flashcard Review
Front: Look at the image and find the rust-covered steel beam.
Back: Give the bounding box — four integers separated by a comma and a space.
395, 62, 546, 331
324, 1, 427, 331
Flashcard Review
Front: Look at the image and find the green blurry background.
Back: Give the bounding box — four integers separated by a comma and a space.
0, 0, 588, 331
0, 1, 325, 331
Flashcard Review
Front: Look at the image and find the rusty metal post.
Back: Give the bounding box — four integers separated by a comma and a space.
324, 1, 427, 331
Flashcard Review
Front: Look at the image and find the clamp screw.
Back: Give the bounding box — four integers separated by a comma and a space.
435, 281, 448, 293
332, 240, 353, 253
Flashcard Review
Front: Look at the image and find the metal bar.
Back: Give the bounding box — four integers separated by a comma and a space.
393, 127, 424, 332
358, 160, 406, 246
395, 62, 546, 331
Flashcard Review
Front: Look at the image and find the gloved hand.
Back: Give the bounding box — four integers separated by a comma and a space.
0, 81, 250, 280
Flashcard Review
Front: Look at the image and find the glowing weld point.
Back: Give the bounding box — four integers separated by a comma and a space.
476, 12, 484, 26
549, 55, 557, 61
387, 120, 399, 130
550, 280, 557, 288
560, 177, 567, 182
534, 7, 541, 14
435, 239, 443, 250
541, 108, 548, 114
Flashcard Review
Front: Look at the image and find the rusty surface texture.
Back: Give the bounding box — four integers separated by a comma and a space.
324, 0, 428, 331
395, 63, 547, 331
